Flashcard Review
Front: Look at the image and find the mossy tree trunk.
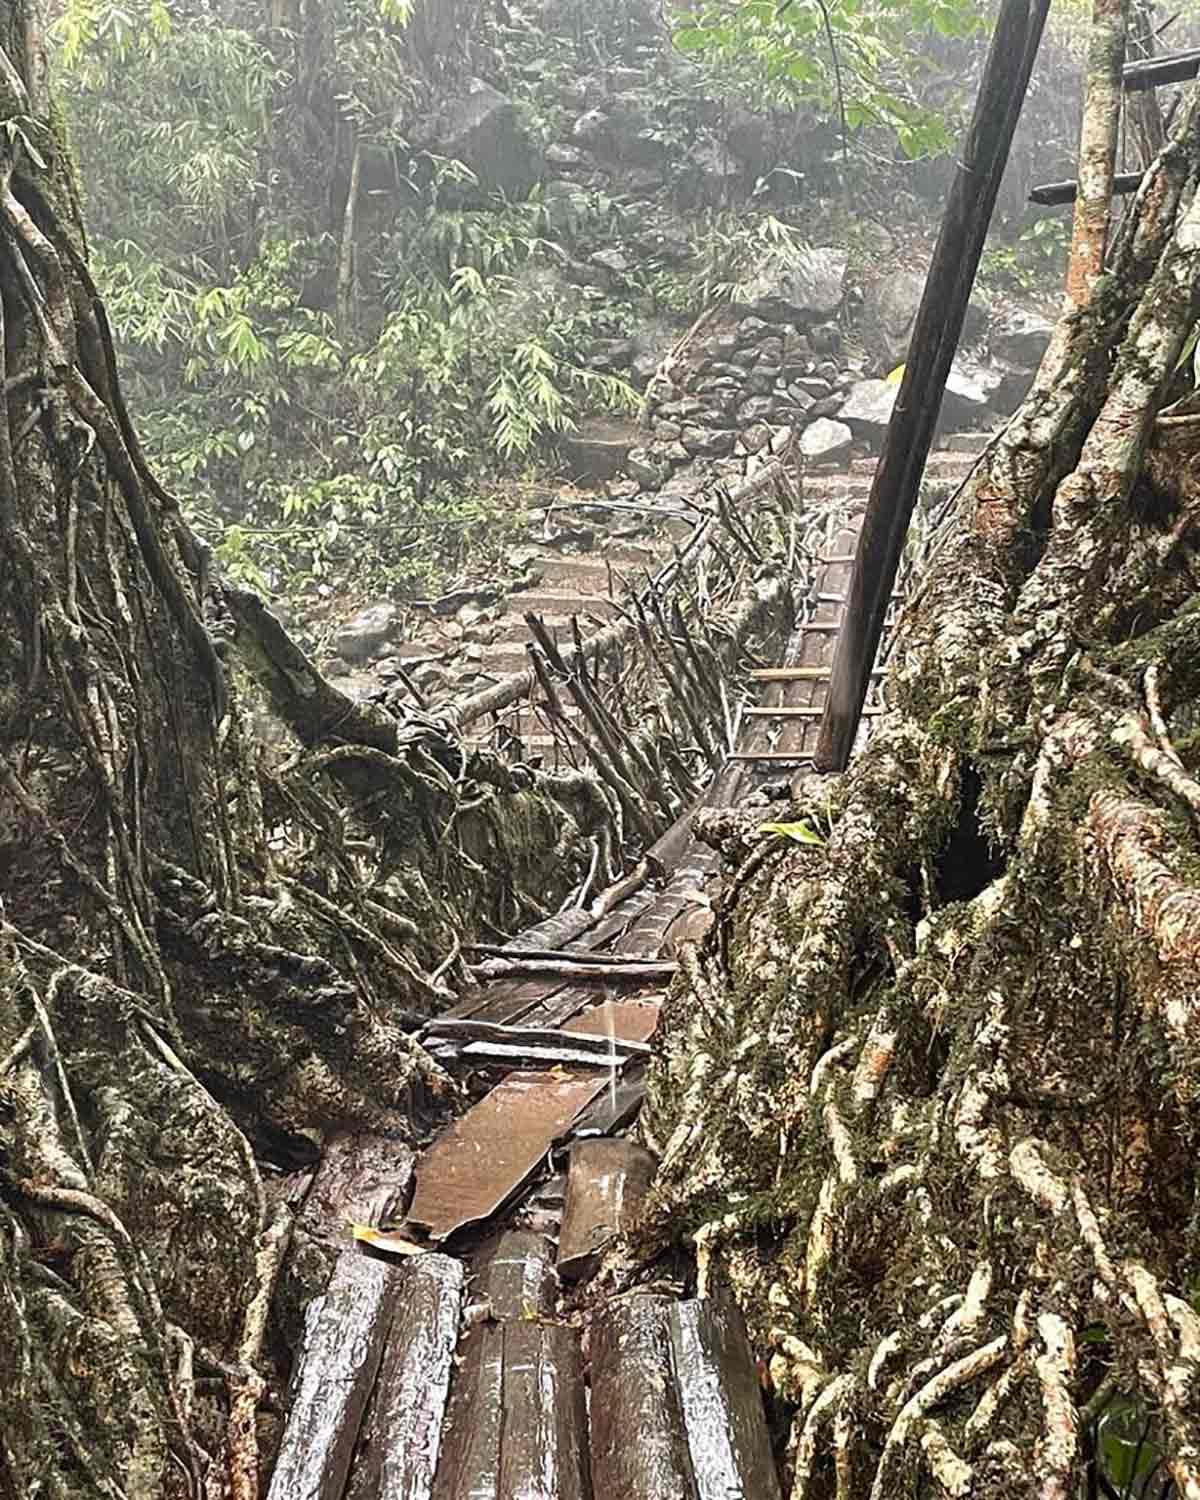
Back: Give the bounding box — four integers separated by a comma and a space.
643, 27, 1200, 1500
0, 7, 620, 1494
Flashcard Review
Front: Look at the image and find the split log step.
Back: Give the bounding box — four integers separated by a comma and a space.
433, 1321, 591, 1500
421, 1017, 650, 1061
589, 1296, 697, 1499
557, 1061, 648, 1143
670, 1287, 782, 1500
557, 1138, 658, 1281
471, 1229, 558, 1319
345, 1255, 464, 1500
266, 1253, 398, 1500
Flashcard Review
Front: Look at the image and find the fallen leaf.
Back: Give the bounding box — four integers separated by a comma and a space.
350, 1223, 428, 1258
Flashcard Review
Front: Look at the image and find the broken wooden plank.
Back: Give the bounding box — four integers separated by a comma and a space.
266, 1253, 398, 1500
557, 1063, 648, 1143
407, 1071, 605, 1241
430, 1324, 504, 1500
471, 1229, 557, 1320
344, 1255, 464, 1500
563, 999, 661, 1045
671, 1288, 782, 1500
1029, 169, 1142, 205
558, 1138, 658, 1281
457, 1040, 633, 1071
590, 1296, 697, 1500
726, 752, 816, 764
498, 1322, 592, 1500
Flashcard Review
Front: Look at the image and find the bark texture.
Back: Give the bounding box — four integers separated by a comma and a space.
641, 31, 1200, 1500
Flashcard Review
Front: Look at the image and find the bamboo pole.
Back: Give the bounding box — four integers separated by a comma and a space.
814, 0, 1051, 771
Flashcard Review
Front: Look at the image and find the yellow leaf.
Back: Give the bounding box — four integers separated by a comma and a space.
350, 1223, 428, 1258
885, 364, 905, 385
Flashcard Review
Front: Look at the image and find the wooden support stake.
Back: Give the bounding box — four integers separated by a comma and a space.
814, 0, 1050, 771
1029, 169, 1143, 206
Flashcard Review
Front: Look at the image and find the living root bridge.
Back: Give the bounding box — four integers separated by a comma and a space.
641, 36, 1200, 1500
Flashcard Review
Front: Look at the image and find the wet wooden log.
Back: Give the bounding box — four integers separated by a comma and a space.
296, 1132, 416, 1252
430, 1324, 504, 1500
467, 944, 661, 966
670, 1287, 782, 1500
589, 1296, 697, 1500
471, 1229, 558, 1320
345, 1255, 464, 1500
558, 1138, 657, 1281
420, 1017, 650, 1060
498, 1322, 592, 1500
266, 1253, 398, 1500
468, 956, 675, 982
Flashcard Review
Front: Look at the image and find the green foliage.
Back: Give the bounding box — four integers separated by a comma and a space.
669, 0, 977, 158
760, 819, 827, 846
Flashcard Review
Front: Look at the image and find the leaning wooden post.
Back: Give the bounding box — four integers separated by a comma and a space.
813, 0, 1051, 771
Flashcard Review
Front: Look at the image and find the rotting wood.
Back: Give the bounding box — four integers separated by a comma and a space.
498, 1322, 593, 1500
344, 1255, 464, 1500
558, 1138, 658, 1281
589, 1296, 698, 1500
815, 0, 1050, 770
671, 1286, 782, 1500
265, 1253, 398, 1500
407, 1071, 605, 1241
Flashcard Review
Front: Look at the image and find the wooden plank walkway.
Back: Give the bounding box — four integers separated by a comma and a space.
268, 431, 991, 1500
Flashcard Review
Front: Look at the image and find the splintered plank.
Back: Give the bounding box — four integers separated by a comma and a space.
345, 1255, 464, 1500
558, 1139, 657, 1282
470, 1229, 557, 1320
407, 1071, 605, 1241
266, 1253, 398, 1500
498, 1321, 592, 1500
670, 1288, 782, 1500
563, 998, 661, 1044
431, 1324, 504, 1500
589, 1297, 697, 1500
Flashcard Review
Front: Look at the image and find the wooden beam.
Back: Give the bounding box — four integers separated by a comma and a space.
814, 0, 1050, 771
750, 667, 884, 681
1122, 46, 1200, 91
746, 706, 883, 719
1029, 170, 1143, 206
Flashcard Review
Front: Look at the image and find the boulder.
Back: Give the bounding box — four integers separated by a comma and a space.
681, 426, 736, 458
588, 338, 636, 371
737, 395, 777, 425
559, 418, 639, 483
860, 268, 989, 371
572, 109, 612, 149
624, 447, 668, 486
589, 248, 631, 279
799, 418, 853, 462
680, 140, 743, 205
740, 423, 773, 455
841, 379, 898, 439
737, 247, 848, 325
990, 309, 1053, 368
546, 143, 585, 169
333, 602, 397, 662
431, 80, 538, 201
